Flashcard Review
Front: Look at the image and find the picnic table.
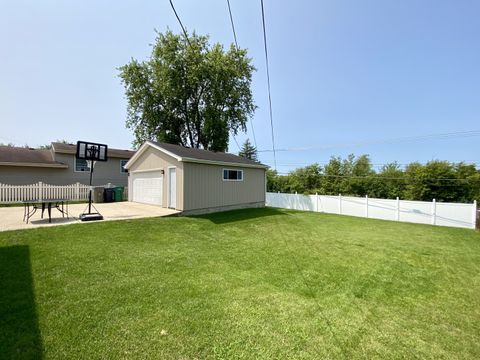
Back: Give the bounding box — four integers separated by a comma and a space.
23, 199, 69, 224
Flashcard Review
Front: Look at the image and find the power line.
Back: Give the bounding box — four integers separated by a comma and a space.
169, 0, 191, 46
226, 0, 238, 48
265, 160, 480, 167
250, 120, 258, 150
260, 0, 277, 169
274, 172, 480, 183
258, 130, 480, 153
225, 0, 258, 150
232, 135, 241, 151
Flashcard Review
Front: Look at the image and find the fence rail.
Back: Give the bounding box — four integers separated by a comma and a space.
266, 192, 477, 230
0, 182, 128, 203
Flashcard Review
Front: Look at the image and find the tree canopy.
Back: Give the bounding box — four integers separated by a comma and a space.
267, 155, 480, 203
119, 30, 256, 151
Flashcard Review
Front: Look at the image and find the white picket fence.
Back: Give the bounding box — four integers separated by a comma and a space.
0, 182, 91, 203
266, 192, 477, 229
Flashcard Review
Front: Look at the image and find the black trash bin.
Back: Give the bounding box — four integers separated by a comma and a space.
104, 188, 115, 203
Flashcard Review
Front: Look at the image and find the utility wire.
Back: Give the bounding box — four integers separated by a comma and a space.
232, 135, 241, 151
258, 130, 480, 153
225, 0, 258, 150
169, 0, 191, 46
260, 0, 277, 169
226, 0, 238, 47
250, 120, 258, 151
274, 172, 480, 183
265, 161, 480, 167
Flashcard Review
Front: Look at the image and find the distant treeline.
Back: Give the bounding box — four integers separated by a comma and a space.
267, 155, 480, 203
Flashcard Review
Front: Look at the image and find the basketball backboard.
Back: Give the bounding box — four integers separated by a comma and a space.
76, 141, 108, 162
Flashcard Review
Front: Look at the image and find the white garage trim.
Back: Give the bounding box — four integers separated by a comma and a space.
168, 166, 177, 209
124, 141, 182, 169
129, 168, 164, 174
131, 171, 163, 206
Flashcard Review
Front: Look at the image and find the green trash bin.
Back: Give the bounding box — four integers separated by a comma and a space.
113, 187, 124, 202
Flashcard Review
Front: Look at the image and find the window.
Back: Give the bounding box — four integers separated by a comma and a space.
120, 160, 128, 173
223, 169, 243, 181
74, 158, 91, 172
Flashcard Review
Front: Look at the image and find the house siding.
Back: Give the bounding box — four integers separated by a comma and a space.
127, 147, 184, 210
182, 162, 266, 212
0, 154, 129, 186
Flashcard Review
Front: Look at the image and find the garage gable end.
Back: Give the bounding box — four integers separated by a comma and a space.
124, 142, 181, 170
127, 145, 184, 211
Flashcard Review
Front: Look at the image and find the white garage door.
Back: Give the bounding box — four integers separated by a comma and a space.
131, 172, 163, 206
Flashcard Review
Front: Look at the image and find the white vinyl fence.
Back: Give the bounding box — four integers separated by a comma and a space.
0, 182, 90, 203
266, 192, 477, 229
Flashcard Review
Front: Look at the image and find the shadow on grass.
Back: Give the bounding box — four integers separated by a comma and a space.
0, 246, 43, 359
191, 207, 287, 224
30, 217, 78, 226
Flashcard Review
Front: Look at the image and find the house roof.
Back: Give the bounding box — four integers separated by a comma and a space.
0, 142, 135, 168
0, 146, 67, 168
52, 142, 135, 159
125, 141, 268, 169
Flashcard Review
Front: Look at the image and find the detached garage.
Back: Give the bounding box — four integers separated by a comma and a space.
124, 141, 268, 214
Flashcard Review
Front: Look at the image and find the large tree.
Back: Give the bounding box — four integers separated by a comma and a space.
119, 30, 256, 151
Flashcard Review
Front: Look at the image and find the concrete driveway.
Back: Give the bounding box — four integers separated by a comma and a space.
0, 202, 179, 232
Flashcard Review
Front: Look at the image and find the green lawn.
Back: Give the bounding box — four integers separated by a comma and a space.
1, 208, 479, 359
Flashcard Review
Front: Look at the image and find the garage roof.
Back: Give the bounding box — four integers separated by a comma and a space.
126, 141, 268, 169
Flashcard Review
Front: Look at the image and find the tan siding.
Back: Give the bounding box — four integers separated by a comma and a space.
182, 163, 265, 211
128, 148, 184, 210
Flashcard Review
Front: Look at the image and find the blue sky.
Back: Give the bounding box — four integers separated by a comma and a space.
1, 0, 479, 172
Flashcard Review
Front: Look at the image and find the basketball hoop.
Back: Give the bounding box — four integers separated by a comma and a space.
76, 141, 108, 221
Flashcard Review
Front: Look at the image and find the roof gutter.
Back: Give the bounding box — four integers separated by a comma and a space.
0, 162, 69, 168
181, 157, 268, 169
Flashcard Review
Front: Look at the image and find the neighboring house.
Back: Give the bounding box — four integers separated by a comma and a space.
124, 141, 268, 214
0, 142, 134, 186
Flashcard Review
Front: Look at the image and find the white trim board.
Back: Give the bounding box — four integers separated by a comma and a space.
129, 168, 165, 174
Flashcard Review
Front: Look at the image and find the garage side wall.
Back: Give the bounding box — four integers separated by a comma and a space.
182, 162, 266, 213
128, 148, 184, 210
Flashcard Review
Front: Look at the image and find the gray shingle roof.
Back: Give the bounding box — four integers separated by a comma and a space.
52, 142, 135, 159
0, 146, 65, 167
151, 141, 268, 168
0, 142, 135, 167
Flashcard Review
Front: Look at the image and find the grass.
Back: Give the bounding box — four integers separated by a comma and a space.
1, 208, 479, 359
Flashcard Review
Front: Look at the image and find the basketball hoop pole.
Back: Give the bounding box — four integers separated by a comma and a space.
88, 161, 94, 214
76, 141, 107, 221
75, 141, 107, 221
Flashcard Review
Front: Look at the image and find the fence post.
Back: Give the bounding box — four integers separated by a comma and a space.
315, 192, 318, 212
339, 194, 342, 214
396, 197, 400, 221
432, 199, 437, 225
38, 182, 43, 202
76, 182, 80, 200
365, 195, 369, 218
473, 200, 477, 230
